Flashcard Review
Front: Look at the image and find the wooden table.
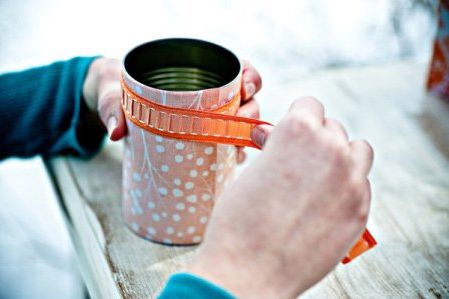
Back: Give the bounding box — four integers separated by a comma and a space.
46, 62, 449, 299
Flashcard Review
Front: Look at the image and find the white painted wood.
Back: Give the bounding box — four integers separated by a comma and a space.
48, 62, 449, 299
48, 158, 122, 299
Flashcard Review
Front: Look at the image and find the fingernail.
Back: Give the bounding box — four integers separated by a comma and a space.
251, 126, 266, 148
107, 116, 118, 137
237, 149, 246, 164
244, 82, 256, 98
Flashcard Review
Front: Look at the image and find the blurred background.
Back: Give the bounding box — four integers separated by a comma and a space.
0, 0, 437, 74
0, 0, 438, 298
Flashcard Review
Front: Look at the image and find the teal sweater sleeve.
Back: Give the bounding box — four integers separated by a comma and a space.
0, 57, 106, 160
158, 272, 236, 299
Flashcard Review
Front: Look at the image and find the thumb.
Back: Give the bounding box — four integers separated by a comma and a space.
250, 124, 274, 148
98, 83, 127, 141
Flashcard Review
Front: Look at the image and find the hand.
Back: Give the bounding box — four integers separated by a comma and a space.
82, 58, 263, 162
82, 57, 126, 141
187, 97, 374, 299
236, 60, 262, 163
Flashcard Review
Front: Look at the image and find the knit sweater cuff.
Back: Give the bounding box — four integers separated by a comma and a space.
158, 272, 236, 299
49, 56, 106, 158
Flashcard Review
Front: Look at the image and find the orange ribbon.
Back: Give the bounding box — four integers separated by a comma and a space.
121, 80, 271, 149
342, 229, 377, 264
121, 79, 377, 263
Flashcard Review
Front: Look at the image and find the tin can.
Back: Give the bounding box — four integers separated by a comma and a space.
121, 38, 242, 245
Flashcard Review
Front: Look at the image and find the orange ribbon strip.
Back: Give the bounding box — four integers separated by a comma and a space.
121, 79, 377, 263
342, 229, 377, 264
121, 80, 271, 149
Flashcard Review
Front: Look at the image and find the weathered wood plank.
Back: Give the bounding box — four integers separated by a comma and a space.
301, 63, 449, 299
48, 62, 449, 299
48, 144, 196, 299
47, 158, 122, 299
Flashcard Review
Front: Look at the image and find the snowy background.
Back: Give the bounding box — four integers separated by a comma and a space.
0, 0, 437, 74
0, 0, 438, 298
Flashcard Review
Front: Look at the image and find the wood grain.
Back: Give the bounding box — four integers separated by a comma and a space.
47, 62, 449, 299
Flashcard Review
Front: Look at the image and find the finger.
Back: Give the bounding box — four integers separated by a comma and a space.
241, 60, 262, 101
324, 118, 349, 142
349, 140, 374, 177
98, 83, 127, 141
251, 124, 274, 148
237, 147, 246, 164
359, 179, 372, 225
236, 98, 260, 119
363, 179, 372, 205
287, 96, 325, 127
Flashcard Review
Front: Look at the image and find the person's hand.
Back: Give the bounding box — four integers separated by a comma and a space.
236, 60, 262, 163
82, 58, 263, 163
82, 57, 126, 140
187, 97, 374, 299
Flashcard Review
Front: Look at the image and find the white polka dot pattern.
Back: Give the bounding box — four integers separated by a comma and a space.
122, 70, 240, 245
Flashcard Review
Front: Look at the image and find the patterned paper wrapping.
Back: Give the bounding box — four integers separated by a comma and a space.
427, 1, 449, 99
122, 70, 242, 245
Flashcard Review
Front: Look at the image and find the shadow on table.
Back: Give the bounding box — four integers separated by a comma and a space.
418, 93, 449, 161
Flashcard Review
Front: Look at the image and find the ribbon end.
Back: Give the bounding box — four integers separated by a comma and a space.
341, 229, 377, 264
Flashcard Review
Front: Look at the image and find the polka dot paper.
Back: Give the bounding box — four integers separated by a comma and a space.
122, 64, 242, 245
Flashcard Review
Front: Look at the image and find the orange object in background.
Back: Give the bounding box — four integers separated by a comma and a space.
427, 1, 449, 99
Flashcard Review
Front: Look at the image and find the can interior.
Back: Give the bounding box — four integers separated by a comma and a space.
124, 38, 241, 91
